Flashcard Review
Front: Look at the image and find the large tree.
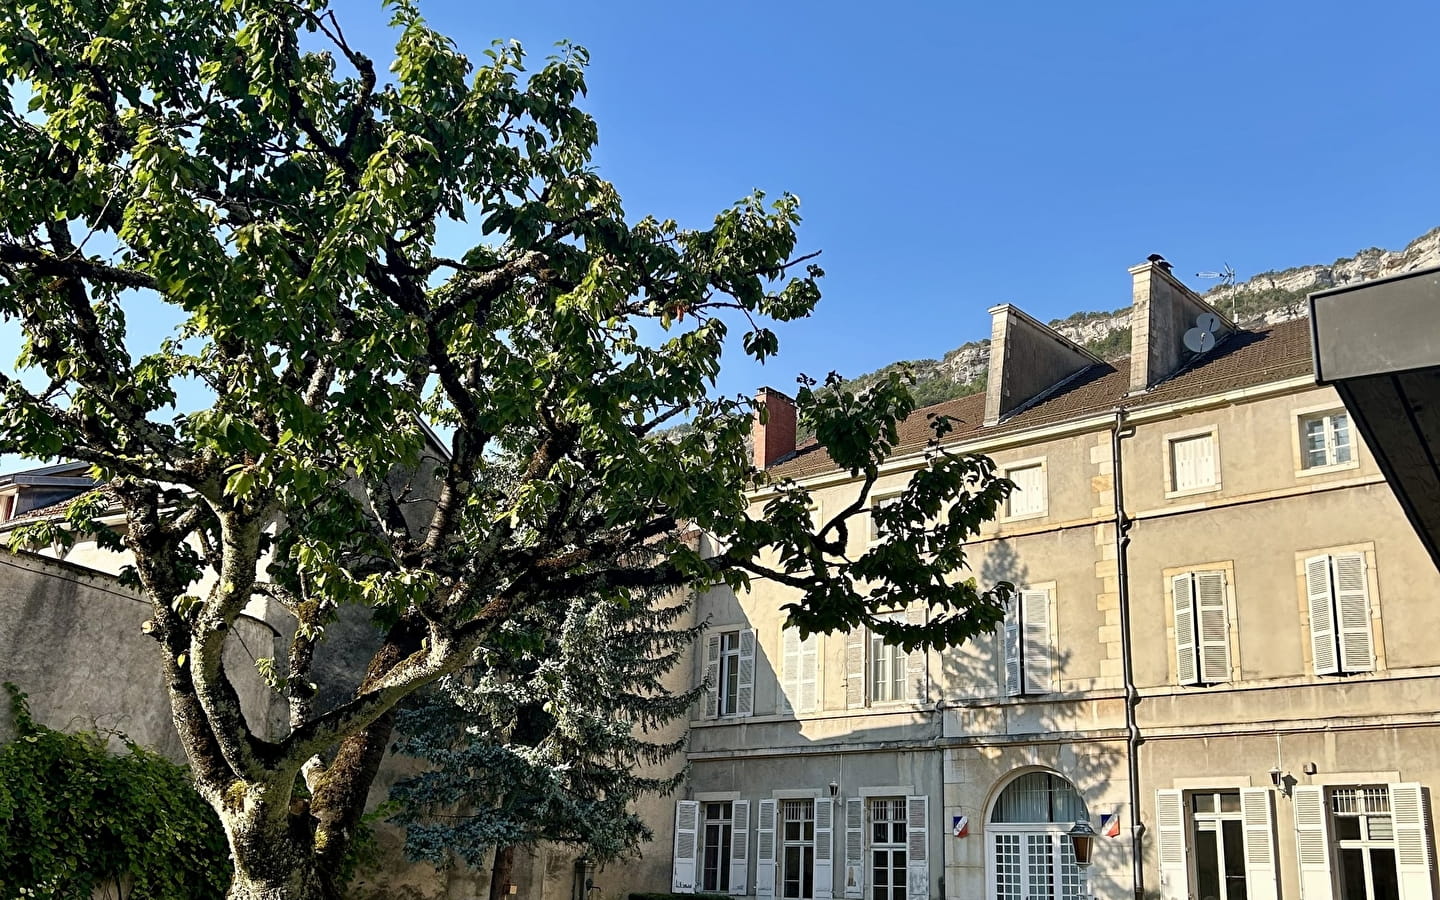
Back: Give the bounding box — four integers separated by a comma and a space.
0, 2, 1014, 898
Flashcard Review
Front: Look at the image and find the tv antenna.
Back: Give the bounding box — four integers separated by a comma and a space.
1183, 311, 1226, 355
1195, 263, 1238, 318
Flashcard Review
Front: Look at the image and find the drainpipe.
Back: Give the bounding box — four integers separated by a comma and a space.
1112, 408, 1144, 900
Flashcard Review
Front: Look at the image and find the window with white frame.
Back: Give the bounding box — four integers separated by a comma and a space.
1155, 788, 1279, 900
1292, 784, 1435, 900
1301, 410, 1354, 470
702, 802, 734, 893
990, 774, 1088, 900
1172, 571, 1230, 685
1304, 553, 1376, 676
1169, 431, 1219, 493
1003, 589, 1053, 696
704, 629, 756, 718
869, 798, 907, 900
780, 799, 816, 900
869, 622, 908, 704
868, 495, 900, 545
1005, 463, 1046, 519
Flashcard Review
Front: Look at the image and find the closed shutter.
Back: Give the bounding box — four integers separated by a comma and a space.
730, 800, 751, 896
1008, 464, 1045, 516
846, 628, 866, 708
1334, 553, 1375, 673
1155, 789, 1188, 900
1306, 555, 1340, 675
906, 796, 929, 900
704, 634, 722, 718
799, 633, 819, 713
756, 799, 778, 899
814, 797, 835, 900
1293, 785, 1334, 900
781, 626, 801, 714
1173, 574, 1198, 685
1239, 788, 1279, 900
906, 602, 928, 702
843, 797, 864, 900
1391, 783, 1434, 900
1021, 589, 1052, 694
1172, 433, 1216, 491
1196, 571, 1231, 683
672, 800, 700, 893
1003, 598, 1021, 696
737, 629, 756, 717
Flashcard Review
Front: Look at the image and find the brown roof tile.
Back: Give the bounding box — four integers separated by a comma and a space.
766, 318, 1315, 480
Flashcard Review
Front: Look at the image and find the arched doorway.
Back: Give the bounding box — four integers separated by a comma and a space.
986, 771, 1090, 900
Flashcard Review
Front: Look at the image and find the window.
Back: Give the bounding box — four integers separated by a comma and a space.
1304, 553, 1375, 675
781, 626, 820, 714
1003, 589, 1053, 696
1332, 788, 1400, 900
869, 625, 908, 704
0, 492, 13, 523
1005, 462, 1046, 519
702, 802, 734, 893
989, 774, 1088, 900
1172, 571, 1230, 685
704, 629, 755, 718
851, 613, 920, 707
1156, 789, 1277, 900
869, 799, 907, 900
1295, 784, 1433, 900
1169, 431, 1219, 494
1301, 410, 1354, 470
781, 800, 816, 900
868, 495, 900, 545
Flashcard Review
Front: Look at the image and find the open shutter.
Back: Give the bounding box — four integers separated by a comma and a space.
672, 800, 700, 893
843, 797, 864, 900
799, 634, 819, 713
1173, 574, 1198, 685
906, 796, 929, 900
906, 602, 929, 702
1293, 785, 1334, 900
704, 634, 722, 718
756, 799, 777, 899
846, 628, 866, 708
781, 626, 801, 714
1155, 789, 1188, 900
1240, 788, 1279, 900
1003, 598, 1021, 696
1391, 783, 1435, 900
730, 800, 751, 896
1306, 555, 1340, 675
814, 798, 835, 900
736, 629, 756, 717
1196, 571, 1231, 683
1334, 553, 1375, 673
1021, 589, 1052, 694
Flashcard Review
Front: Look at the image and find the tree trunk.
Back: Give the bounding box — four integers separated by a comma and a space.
489, 844, 516, 900
220, 809, 328, 900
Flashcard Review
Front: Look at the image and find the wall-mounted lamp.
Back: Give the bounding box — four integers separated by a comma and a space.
1269, 767, 1294, 795
828, 781, 840, 799
1067, 820, 1097, 868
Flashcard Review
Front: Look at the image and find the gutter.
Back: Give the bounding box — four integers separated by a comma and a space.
1112, 407, 1145, 900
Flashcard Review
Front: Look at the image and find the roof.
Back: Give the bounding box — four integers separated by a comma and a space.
766, 317, 1316, 480
0, 461, 92, 487
0, 485, 119, 528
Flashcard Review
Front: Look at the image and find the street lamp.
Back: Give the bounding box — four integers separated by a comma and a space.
1067, 819, 1098, 868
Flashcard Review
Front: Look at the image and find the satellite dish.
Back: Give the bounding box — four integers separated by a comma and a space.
1183, 311, 1225, 354
1195, 312, 1223, 334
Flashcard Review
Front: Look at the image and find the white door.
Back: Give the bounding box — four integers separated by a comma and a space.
990, 830, 1088, 900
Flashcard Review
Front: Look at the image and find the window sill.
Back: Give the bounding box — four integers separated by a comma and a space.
1001, 511, 1047, 524
1165, 483, 1221, 500
1295, 460, 1360, 479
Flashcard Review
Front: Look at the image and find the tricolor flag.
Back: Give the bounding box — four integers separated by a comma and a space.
1101, 812, 1121, 838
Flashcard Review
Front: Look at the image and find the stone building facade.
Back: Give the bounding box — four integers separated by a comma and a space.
651, 258, 1440, 900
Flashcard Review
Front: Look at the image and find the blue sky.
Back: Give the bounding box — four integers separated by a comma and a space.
335, 0, 1440, 399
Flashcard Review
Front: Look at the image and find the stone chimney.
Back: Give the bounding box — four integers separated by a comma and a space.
753, 387, 797, 469
983, 304, 1103, 426
1128, 256, 1236, 393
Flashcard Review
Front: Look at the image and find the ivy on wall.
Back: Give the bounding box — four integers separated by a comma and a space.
0, 684, 231, 899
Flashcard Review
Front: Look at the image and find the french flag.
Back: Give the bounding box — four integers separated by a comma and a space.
1101, 812, 1121, 838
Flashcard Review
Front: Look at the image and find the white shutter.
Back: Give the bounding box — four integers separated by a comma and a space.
756, 799, 778, 899
704, 634, 722, 718
672, 800, 700, 893
1391, 783, 1434, 900
814, 798, 835, 900
1172, 434, 1216, 491
1003, 598, 1021, 697
1008, 464, 1045, 516
906, 602, 928, 702
730, 800, 751, 896
906, 796, 929, 900
1240, 788, 1279, 900
799, 633, 819, 713
1021, 589, 1052, 694
1333, 553, 1375, 673
1155, 789, 1188, 900
737, 629, 756, 717
1306, 555, 1340, 675
846, 627, 866, 708
1196, 571, 1231, 683
1293, 785, 1335, 900
781, 626, 801, 715
1173, 574, 1198, 685
843, 797, 864, 900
